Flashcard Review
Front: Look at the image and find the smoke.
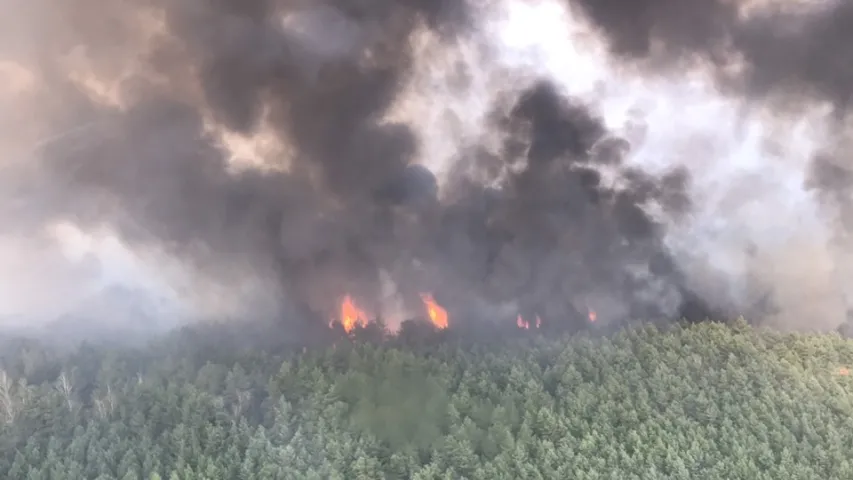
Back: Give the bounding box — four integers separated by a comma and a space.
1, 0, 851, 338
551, 0, 853, 330
571, 0, 853, 111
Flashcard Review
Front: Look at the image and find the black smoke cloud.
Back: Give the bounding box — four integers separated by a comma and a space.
11, 0, 461, 334
572, 0, 853, 112
4, 0, 849, 336
417, 81, 703, 326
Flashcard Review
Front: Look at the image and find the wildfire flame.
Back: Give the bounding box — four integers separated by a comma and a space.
421, 293, 448, 329
588, 309, 597, 323
334, 293, 447, 333
516, 315, 542, 330
339, 294, 369, 333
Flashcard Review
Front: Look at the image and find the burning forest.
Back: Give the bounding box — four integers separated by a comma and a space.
1, 0, 852, 340
331, 293, 447, 334
4, 2, 853, 477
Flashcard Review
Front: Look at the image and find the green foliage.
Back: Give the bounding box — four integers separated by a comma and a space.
1, 322, 853, 478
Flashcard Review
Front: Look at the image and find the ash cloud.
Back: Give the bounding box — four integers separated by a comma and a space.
1, 0, 851, 338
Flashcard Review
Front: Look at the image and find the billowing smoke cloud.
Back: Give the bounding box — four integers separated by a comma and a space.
1, 0, 851, 338
556, 0, 853, 330
572, 0, 853, 110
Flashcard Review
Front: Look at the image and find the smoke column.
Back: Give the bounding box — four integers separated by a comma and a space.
0, 0, 851, 338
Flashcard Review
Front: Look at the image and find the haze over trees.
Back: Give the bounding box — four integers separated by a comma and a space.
0, 319, 852, 479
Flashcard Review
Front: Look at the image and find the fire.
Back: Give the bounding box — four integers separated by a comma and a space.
516, 315, 542, 330
421, 293, 448, 329
339, 295, 369, 333
334, 293, 447, 332
588, 309, 597, 323
838, 367, 850, 376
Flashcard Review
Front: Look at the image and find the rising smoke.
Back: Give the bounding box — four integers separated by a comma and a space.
0, 0, 851, 338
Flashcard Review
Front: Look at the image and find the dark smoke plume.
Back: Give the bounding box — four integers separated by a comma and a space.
418, 81, 705, 326
572, 0, 853, 112
1, 0, 851, 338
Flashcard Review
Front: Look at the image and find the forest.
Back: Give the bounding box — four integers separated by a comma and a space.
1, 318, 853, 480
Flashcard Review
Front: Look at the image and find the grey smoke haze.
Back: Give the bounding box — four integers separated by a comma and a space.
1, 0, 852, 339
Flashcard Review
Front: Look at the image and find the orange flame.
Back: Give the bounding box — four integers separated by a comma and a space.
516, 315, 542, 329
588, 309, 597, 323
421, 293, 448, 329
839, 367, 850, 376
340, 295, 369, 333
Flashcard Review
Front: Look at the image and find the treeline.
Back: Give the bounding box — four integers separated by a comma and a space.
1, 320, 853, 479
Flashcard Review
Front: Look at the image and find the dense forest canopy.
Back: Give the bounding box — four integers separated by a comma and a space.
1, 320, 852, 479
